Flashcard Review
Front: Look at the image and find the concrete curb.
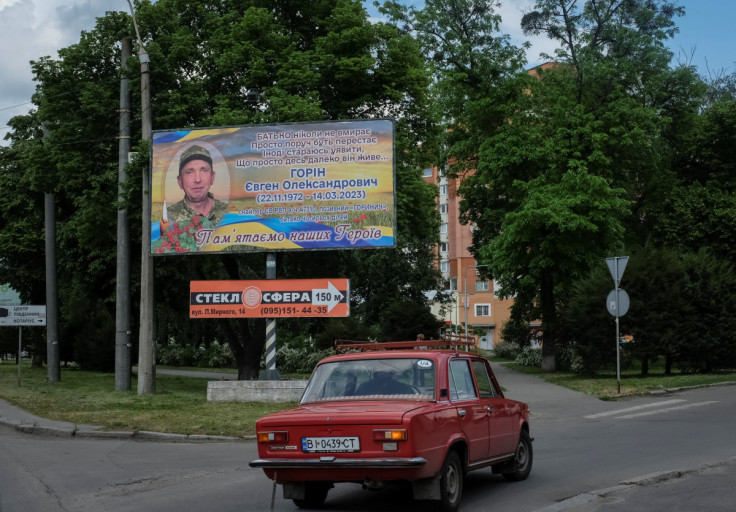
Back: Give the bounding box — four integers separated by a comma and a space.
1, 419, 249, 443
533, 457, 736, 512
648, 380, 736, 396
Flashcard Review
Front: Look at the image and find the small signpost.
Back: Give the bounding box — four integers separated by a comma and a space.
605, 257, 629, 394
0, 304, 47, 387
0, 305, 48, 326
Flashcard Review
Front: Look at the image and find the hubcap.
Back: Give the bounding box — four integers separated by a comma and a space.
516, 440, 528, 469
446, 463, 459, 501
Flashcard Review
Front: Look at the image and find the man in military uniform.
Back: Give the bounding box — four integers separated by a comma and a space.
167, 144, 228, 227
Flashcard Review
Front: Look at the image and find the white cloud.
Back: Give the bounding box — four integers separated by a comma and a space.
0, 0, 123, 143
498, 0, 561, 66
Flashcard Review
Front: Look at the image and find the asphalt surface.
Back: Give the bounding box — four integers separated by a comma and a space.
1, 364, 735, 512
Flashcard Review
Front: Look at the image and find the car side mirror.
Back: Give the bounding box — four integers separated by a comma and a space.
440, 388, 448, 398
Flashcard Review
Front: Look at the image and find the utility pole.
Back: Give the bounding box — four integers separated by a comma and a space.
127, 0, 155, 394
115, 37, 132, 391
43, 126, 60, 382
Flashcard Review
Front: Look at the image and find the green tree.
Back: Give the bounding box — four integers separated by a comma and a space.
679, 251, 736, 372
564, 247, 736, 376
451, 0, 682, 371
1, 0, 442, 379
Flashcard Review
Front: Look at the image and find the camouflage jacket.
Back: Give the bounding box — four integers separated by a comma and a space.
168, 194, 228, 227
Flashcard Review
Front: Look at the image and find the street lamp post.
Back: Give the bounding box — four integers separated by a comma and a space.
464, 264, 489, 340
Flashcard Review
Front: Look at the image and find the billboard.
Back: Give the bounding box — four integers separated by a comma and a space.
150, 119, 395, 254
190, 279, 350, 318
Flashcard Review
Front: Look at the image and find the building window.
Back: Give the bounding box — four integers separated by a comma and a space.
493, 280, 502, 298
440, 184, 448, 196
475, 304, 490, 316
449, 277, 457, 291
475, 280, 489, 291
439, 204, 448, 214
440, 261, 450, 273
423, 168, 433, 177
440, 242, 448, 253
440, 223, 448, 233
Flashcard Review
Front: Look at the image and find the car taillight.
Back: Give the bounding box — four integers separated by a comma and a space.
257, 431, 289, 443
373, 429, 408, 441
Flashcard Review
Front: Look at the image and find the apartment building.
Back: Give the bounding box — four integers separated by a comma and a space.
424, 166, 514, 350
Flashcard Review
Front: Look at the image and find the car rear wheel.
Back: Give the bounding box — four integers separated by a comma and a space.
438, 450, 463, 512
503, 429, 533, 482
292, 482, 331, 509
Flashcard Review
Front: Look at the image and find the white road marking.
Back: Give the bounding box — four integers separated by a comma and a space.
615, 401, 718, 419
585, 399, 686, 419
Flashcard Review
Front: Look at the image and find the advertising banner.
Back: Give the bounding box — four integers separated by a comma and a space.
190, 279, 350, 318
151, 119, 395, 254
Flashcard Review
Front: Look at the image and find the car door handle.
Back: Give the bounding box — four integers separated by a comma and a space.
458, 409, 466, 417
487, 406, 494, 414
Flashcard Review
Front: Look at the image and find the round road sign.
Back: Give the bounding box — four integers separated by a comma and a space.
606, 289, 630, 317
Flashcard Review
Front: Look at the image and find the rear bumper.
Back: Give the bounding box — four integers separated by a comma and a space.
249, 456, 426, 469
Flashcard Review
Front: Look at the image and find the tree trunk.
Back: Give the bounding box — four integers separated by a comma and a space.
540, 269, 556, 372
640, 356, 649, 377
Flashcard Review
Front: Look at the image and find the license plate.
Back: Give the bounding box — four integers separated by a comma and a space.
301, 436, 360, 453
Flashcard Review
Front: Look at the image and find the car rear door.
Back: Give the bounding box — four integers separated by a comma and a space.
448, 358, 489, 463
471, 359, 516, 457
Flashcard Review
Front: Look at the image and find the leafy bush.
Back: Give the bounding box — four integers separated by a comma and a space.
555, 342, 585, 374
515, 346, 542, 367
276, 339, 332, 374
493, 341, 521, 360
201, 342, 234, 368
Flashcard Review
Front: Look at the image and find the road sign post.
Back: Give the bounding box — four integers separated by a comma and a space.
0, 305, 47, 387
0, 305, 47, 326
605, 257, 629, 394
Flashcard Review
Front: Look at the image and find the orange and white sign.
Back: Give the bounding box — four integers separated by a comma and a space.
190, 279, 350, 318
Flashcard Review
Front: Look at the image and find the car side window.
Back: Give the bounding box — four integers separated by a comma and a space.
449, 359, 478, 401
472, 360, 499, 398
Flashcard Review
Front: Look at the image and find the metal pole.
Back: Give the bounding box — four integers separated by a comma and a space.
128, 0, 156, 394
464, 265, 489, 340
615, 257, 621, 394
17, 327, 21, 387
43, 128, 60, 382
464, 273, 468, 340
115, 37, 132, 391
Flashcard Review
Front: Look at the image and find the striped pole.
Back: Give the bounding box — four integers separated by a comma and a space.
262, 253, 280, 380
265, 318, 277, 372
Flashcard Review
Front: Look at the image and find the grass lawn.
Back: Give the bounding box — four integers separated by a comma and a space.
505, 361, 736, 400
2, 358, 735, 436
0, 361, 294, 437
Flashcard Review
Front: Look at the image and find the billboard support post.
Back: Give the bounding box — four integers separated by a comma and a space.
261, 253, 281, 380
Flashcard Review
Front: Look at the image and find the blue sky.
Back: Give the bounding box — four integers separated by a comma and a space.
1, 0, 734, 143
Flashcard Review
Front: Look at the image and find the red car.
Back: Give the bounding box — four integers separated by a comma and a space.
250, 339, 532, 511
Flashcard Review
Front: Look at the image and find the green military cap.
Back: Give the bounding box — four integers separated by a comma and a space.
179, 144, 212, 171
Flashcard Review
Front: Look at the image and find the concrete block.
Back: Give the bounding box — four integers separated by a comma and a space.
207, 380, 308, 403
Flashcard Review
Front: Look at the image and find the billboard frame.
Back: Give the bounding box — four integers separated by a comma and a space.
149, 119, 396, 256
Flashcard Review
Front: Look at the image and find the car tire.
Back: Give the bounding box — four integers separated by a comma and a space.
503, 429, 533, 482
292, 482, 331, 509
438, 450, 463, 512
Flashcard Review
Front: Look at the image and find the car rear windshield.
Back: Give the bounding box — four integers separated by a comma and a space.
300, 358, 436, 404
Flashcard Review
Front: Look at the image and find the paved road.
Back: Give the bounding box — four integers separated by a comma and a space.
1, 364, 735, 512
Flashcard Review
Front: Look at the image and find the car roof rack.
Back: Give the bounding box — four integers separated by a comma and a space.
334, 334, 476, 354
